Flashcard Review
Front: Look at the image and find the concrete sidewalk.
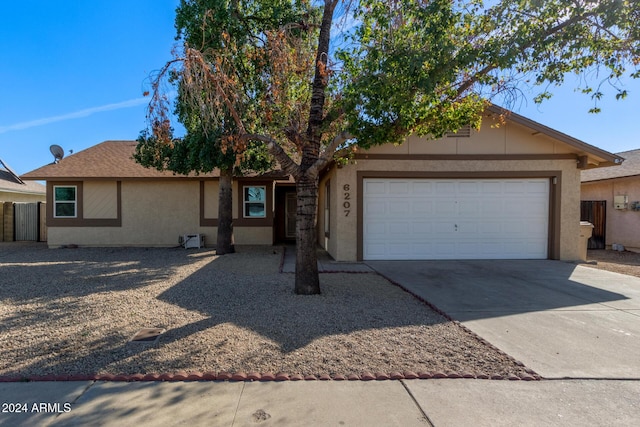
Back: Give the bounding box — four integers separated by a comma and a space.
3, 378, 640, 426
280, 246, 373, 273
1, 380, 426, 427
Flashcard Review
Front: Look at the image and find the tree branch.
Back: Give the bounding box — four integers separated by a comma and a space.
456, 11, 598, 97
307, 130, 353, 177
242, 133, 301, 178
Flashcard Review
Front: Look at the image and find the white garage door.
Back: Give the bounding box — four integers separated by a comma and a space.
363, 178, 549, 260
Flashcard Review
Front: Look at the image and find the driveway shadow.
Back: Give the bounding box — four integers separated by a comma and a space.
366, 259, 635, 322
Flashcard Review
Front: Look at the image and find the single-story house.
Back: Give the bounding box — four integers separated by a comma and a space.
21, 105, 622, 261
581, 148, 640, 252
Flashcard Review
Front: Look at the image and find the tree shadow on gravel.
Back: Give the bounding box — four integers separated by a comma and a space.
0, 245, 207, 301
0, 245, 528, 378
154, 251, 446, 353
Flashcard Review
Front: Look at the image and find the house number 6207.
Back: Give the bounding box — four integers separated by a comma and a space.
343, 184, 351, 217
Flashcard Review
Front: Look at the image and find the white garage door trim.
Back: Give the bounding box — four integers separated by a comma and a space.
362, 178, 550, 260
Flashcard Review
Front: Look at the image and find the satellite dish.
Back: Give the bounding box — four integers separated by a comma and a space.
50, 144, 65, 163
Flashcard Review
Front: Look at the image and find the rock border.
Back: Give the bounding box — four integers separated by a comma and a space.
0, 370, 539, 383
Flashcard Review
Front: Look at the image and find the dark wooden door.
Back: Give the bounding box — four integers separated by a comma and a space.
580, 201, 606, 249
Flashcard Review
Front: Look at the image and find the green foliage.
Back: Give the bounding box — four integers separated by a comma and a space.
134, 127, 272, 175
336, 0, 639, 148
337, 0, 487, 146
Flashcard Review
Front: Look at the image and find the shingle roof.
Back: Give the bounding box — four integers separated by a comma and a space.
581, 149, 640, 182
1, 158, 45, 195
20, 141, 206, 180
20, 140, 288, 181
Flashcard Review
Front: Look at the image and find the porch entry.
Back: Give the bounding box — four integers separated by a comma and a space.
274, 185, 296, 242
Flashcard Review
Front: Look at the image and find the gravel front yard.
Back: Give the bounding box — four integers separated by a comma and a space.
0, 243, 531, 380
585, 249, 640, 278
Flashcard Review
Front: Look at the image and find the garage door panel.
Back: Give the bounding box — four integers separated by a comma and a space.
481, 181, 503, 193
365, 200, 387, 216
412, 200, 433, 214
457, 222, 479, 234
504, 181, 527, 193
436, 201, 457, 215
412, 181, 433, 194
411, 222, 433, 234
459, 181, 480, 193
459, 200, 480, 215
388, 222, 410, 235
527, 181, 549, 193
435, 182, 456, 194
364, 221, 386, 235
389, 181, 410, 194
388, 201, 410, 215
365, 181, 386, 194
363, 178, 549, 260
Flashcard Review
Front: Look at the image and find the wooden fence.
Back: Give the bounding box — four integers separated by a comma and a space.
0, 201, 46, 242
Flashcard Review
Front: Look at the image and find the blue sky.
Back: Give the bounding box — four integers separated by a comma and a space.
1, 1, 639, 175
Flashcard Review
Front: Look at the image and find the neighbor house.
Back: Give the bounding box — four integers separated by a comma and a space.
1, 158, 46, 242
581, 148, 640, 252
1, 158, 46, 203
21, 105, 622, 261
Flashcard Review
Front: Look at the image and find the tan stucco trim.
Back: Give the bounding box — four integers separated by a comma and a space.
199, 180, 218, 227
354, 153, 578, 162
486, 105, 623, 166
234, 180, 274, 227
355, 171, 562, 261
47, 181, 122, 227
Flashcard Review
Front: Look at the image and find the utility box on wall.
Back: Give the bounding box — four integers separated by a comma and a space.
614, 195, 628, 210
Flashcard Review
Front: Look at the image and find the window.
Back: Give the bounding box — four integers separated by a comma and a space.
243, 186, 266, 218
54, 186, 77, 218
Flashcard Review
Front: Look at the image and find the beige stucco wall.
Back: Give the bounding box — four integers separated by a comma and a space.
84, 181, 117, 219
203, 180, 219, 218
581, 177, 640, 251
365, 116, 576, 156
0, 191, 46, 203
322, 158, 581, 261
47, 180, 273, 247
318, 167, 338, 257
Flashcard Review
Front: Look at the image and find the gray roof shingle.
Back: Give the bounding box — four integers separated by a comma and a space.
20, 140, 288, 181
581, 149, 640, 182
1, 158, 45, 195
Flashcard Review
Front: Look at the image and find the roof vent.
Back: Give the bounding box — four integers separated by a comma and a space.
445, 124, 472, 138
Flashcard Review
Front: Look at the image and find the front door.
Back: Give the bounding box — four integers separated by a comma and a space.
274, 186, 296, 243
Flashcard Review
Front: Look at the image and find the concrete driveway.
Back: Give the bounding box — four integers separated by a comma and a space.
367, 259, 640, 379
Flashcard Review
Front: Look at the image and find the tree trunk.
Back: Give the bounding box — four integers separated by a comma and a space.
294, 174, 320, 294
216, 166, 235, 254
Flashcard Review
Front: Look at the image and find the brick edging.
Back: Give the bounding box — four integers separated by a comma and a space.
0, 370, 539, 383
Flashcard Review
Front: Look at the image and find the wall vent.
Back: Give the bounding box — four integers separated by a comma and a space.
445, 124, 472, 138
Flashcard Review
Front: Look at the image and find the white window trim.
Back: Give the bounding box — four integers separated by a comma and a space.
243, 185, 266, 218
53, 185, 77, 218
